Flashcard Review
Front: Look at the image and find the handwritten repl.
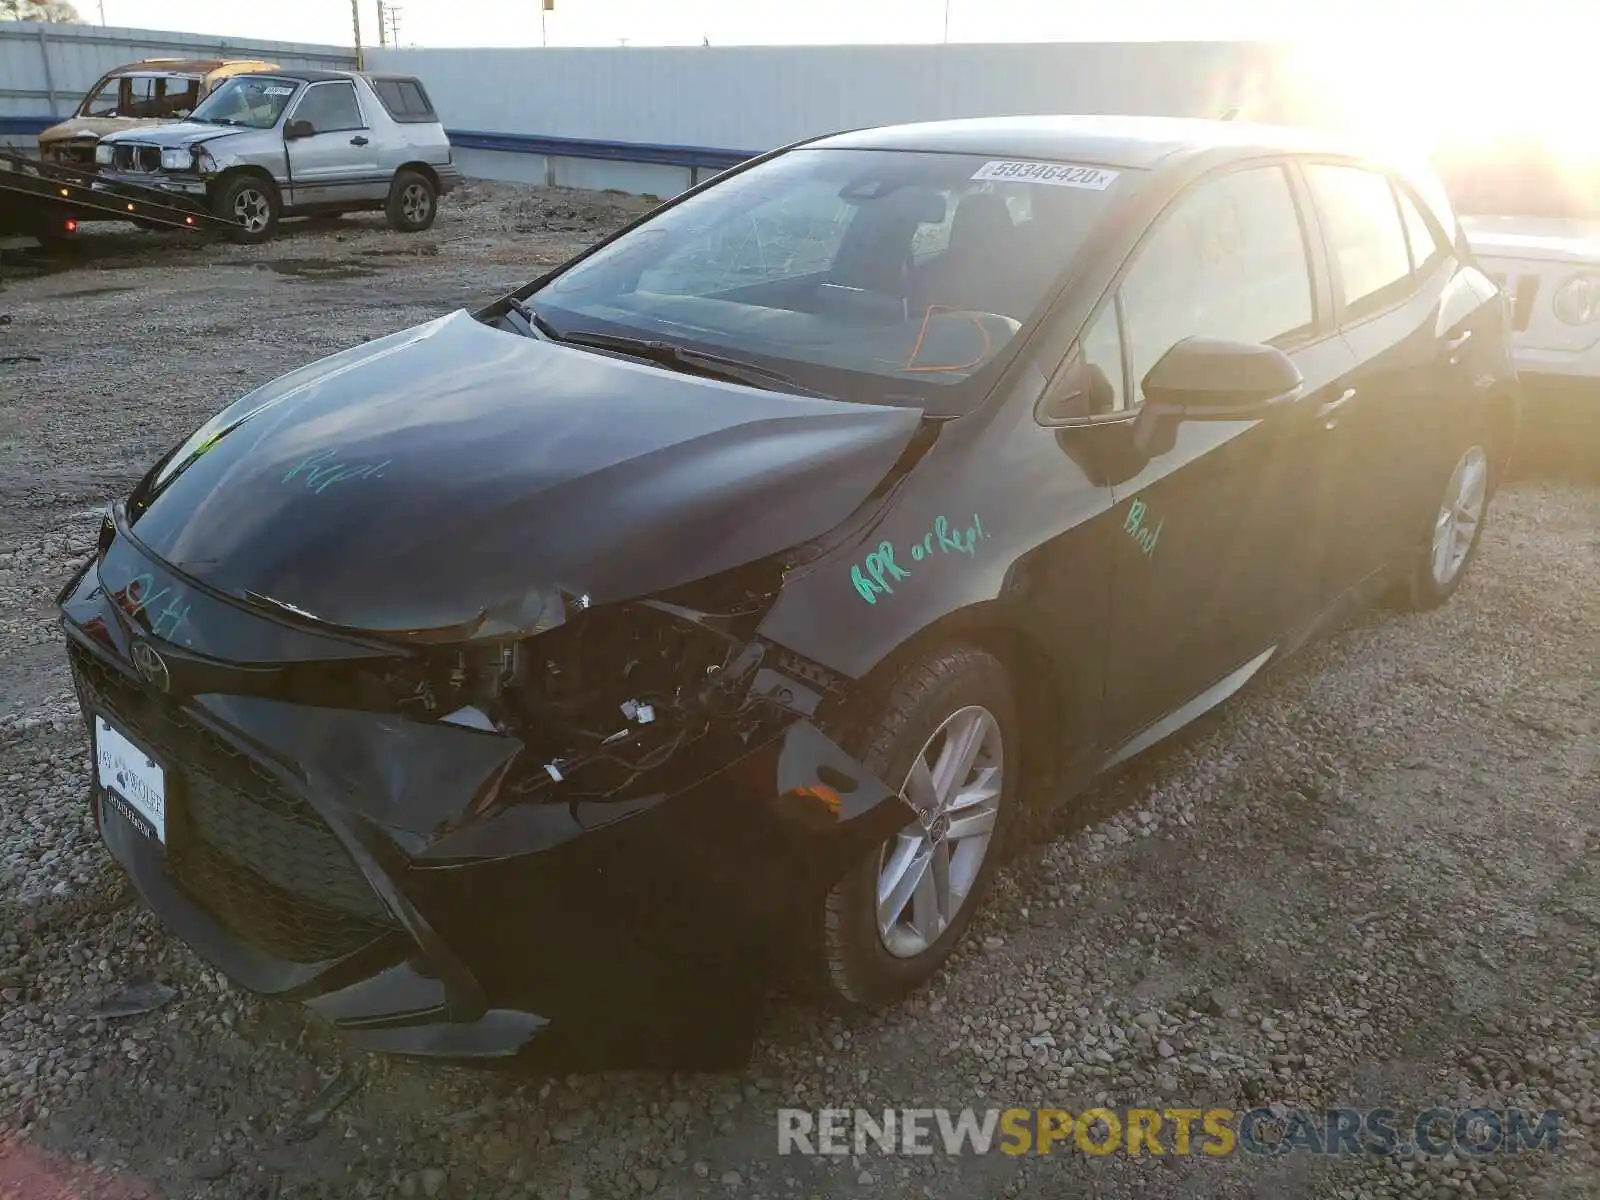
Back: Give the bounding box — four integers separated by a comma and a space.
851, 513, 988, 605
281, 448, 392, 495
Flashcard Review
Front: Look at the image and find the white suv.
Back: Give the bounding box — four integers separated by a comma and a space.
1434, 134, 1600, 468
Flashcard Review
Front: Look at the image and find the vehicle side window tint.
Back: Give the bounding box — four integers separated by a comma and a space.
1397, 186, 1447, 275
374, 79, 405, 114
398, 81, 435, 117
1305, 163, 1413, 319
374, 79, 437, 121
294, 83, 364, 134
1119, 165, 1315, 405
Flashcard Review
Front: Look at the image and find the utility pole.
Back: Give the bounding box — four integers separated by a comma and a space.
351, 0, 364, 69
97, 0, 106, 24
379, 3, 402, 47
942, 0, 951, 43
541, 0, 553, 48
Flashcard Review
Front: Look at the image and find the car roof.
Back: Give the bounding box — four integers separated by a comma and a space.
810, 114, 1365, 171
237, 69, 358, 84
109, 58, 257, 75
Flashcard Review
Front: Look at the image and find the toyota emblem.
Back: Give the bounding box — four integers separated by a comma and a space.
131, 641, 170, 692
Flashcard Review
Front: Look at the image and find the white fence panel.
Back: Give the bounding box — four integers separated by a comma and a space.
0, 20, 354, 124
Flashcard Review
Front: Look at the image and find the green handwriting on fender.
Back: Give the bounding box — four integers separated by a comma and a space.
1124, 498, 1163, 557
281, 449, 392, 494
851, 513, 989, 605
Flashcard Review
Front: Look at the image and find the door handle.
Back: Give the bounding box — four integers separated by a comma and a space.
350, 135, 369, 146
1444, 328, 1473, 362
1316, 387, 1357, 428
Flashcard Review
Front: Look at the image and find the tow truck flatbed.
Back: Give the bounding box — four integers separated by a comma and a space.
0, 151, 234, 242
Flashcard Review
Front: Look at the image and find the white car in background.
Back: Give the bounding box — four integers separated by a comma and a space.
1433, 135, 1600, 469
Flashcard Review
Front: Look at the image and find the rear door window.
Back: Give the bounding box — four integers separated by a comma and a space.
1119, 164, 1316, 405
373, 78, 438, 121
1305, 163, 1415, 321
1397, 186, 1448, 275
124, 77, 162, 118
158, 78, 201, 117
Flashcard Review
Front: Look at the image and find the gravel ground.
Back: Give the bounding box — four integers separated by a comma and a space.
1, 181, 1597, 1200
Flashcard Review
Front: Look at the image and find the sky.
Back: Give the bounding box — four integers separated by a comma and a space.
73, 0, 1571, 51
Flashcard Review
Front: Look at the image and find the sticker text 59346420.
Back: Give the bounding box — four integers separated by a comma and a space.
969, 160, 1120, 190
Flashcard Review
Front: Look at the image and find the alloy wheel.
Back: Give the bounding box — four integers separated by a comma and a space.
876, 704, 1004, 959
401, 183, 432, 225
1431, 445, 1488, 586
232, 187, 271, 234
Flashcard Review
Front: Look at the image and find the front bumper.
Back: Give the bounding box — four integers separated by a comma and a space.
59, 533, 902, 1069
95, 170, 209, 198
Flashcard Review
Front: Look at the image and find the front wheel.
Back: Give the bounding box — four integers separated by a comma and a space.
1390, 440, 1492, 611
385, 170, 438, 233
212, 175, 279, 244
812, 645, 1019, 1009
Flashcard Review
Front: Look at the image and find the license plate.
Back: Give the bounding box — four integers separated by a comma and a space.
95, 715, 166, 844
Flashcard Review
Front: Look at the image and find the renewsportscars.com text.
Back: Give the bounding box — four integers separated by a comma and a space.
777, 1106, 1562, 1158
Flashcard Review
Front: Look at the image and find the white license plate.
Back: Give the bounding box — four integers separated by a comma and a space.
95, 715, 166, 844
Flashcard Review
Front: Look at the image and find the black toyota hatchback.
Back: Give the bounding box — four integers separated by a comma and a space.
60, 116, 1519, 1069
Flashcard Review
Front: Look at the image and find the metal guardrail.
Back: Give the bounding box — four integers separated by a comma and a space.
0, 117, 758, 176
447, 129, 755, 172
0, 117, 53, 137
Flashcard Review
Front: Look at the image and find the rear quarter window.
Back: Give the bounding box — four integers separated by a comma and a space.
372, 78, 438, 123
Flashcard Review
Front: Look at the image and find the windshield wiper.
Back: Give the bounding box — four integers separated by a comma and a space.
551, 329, 834, 398
506, 296, 562, 341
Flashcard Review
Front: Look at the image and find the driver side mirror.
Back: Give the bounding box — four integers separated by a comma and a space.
284, 119, 315, 140
1129, 337, 1303, 460
1140, 337, 1304, 419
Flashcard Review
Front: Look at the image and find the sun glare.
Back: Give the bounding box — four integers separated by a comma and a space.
1282, 25, 1595, 160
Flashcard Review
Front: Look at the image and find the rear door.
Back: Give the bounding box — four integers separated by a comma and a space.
1088, 161, 1355, 743
1300, 161, 1486, 604
284, 81, 382, 206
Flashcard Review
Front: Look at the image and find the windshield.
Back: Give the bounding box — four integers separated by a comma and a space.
1433, 137, 1600, 219
189, 76, 299, 129
527, 147, 1126, 411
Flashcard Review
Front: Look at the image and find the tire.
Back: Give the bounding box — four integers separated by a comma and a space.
211, 174, 279, 244
812, 645, 1020, 1010
1388, 434, 1493, 612
385, 170, 438, 233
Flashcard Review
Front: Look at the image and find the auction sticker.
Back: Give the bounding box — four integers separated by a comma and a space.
263, 86, 294, 96
970, 160, 1119, 190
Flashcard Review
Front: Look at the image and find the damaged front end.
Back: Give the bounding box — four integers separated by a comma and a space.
60, 516, 909, 1069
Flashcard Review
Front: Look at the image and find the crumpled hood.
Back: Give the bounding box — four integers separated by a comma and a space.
99, 120, 246, 150
126, 310, 923, 637
1462, 216, 1600, 265
41, 116, 162, 143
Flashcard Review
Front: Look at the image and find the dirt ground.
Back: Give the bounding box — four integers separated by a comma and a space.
0, 182, 1596, 1200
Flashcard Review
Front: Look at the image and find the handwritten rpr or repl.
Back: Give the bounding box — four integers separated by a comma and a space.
851, 512, 988, 605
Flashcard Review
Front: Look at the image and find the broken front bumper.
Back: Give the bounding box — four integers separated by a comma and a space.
59, 550, 905, 1069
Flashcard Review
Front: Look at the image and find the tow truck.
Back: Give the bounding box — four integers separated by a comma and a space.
0, 150, 234, 277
